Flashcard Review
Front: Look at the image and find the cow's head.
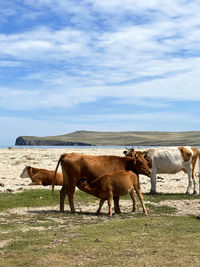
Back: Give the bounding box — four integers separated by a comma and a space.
76, 178, 89, 190
133, 152, 151, 176
125, 151, 151, 176
124, 148, 152, 170
20, 166, 31, 178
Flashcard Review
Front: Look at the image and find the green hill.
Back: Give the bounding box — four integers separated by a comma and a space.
15, 130, 200, 146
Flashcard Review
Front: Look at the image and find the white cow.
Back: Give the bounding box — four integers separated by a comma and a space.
124, 146, 200, 194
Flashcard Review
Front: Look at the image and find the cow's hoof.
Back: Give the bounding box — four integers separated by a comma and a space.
150, 190, 157, 194
185, 191, 189, 195
193, 191, 197, 195
71, 210, 76, 214
114, 210, 121, 214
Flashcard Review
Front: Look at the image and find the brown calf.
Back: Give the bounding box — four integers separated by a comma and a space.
52, 152, 151, 213
20, 166, 63, 186
77, 170, 147, 216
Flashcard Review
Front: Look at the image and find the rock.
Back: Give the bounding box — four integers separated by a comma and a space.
17, 187, 23, 191
6, 189, 14, 193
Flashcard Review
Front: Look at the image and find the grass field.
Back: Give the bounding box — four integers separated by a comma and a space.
0, 190, 200, 266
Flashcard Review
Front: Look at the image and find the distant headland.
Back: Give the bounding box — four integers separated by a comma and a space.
15, 130, 200, 146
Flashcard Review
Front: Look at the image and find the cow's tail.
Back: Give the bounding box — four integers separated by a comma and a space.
52, 155, 62, 201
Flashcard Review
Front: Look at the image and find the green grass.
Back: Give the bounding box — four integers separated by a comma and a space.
0, 189, 97, 212
1, 190, 198, 212
121, 192, 200, 202
0, 190, 200, 266
1, 216, 200, 266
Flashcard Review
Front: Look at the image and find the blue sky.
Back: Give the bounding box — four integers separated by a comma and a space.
1, 0, 200, 145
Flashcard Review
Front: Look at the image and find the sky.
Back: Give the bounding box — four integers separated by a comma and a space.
1, 0, 200, 145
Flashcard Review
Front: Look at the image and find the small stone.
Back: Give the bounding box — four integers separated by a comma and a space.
6, 188, 14, 193
17, 187, 23, 191
94, 239, 101, 243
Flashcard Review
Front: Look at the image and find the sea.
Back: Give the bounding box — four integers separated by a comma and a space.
1, 145, 199, 149
0, 145, 150, 149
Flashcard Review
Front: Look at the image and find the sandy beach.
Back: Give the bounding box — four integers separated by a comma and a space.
0, 147, 199, 194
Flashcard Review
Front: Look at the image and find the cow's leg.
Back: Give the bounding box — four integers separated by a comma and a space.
135, 186, 147, 215
96, 199, 105, 215
186, 170, 193, 195
192, 178, 197, 195
192, 165, 197, 195
29, 181, 42, 185
130, 189, 136, 212
113, 196, 121, 214
30, 174, 43, 185
192, 169, 197, 195
67, 184, 76, 213
60, 185, 68, 212
150, 168, 157, 194
108, 192, 113, 217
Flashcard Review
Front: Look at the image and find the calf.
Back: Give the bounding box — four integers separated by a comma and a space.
77, 170, 147, 216
124, 147, 200, 194
20, 166, 63, 186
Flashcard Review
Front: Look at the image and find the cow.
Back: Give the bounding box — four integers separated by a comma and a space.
77, 170, 147, 216
52, 152, 151, 214
124, 147, 200, 194
20, 166, 63, 186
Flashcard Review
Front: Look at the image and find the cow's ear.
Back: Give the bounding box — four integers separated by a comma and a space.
123, 151, 127, 156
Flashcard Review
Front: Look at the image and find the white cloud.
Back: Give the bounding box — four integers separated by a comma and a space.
0, 27, 90, 61
0, 0, 200, 145
0, 60, 200, 112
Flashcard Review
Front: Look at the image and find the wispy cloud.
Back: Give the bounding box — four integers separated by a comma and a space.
0, 1, 200, 144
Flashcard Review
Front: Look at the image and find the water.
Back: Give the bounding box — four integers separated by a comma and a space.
1, 145, 199, 149
0, 145, 150, 149
0, 145, 122, 149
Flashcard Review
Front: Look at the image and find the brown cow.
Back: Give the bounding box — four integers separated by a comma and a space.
77, 170, 147, 216
52, 153, 151, 213
20, 166, 63, 186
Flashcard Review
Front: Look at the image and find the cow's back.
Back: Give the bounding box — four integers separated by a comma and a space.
61, 154, 127, 183
147, 147, 188, 174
